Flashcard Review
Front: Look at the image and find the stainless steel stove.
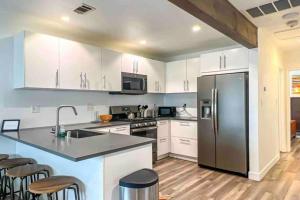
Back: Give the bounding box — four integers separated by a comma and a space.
110, 106, 158, 163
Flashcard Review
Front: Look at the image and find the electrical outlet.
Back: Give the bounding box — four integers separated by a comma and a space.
87, 104, 94, 112
32, 105, 40, 113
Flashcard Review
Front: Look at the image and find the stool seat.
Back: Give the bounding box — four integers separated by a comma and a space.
6, 164, 50, 178
29, 176, 80, 194
0, 158, 36, 169
0, 154, 8, 161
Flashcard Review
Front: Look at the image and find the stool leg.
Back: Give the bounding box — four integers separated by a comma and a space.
47, 193, 53, 200
10, 177, 15, 200
55, 192, 58, 200
75, 184, 80, 200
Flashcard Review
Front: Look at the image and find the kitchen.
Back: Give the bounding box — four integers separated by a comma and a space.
0, 0, 299, 199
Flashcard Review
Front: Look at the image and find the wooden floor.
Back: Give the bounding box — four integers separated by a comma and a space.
154, 139, 300, 200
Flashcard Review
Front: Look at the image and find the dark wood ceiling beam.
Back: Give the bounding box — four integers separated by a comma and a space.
168, 0, 258, 48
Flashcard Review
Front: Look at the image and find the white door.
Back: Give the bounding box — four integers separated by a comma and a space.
81, 44, 101, 90
186, 57, 201, 92
24, 32, 60, 88
166, 60, 186, 93
156, 61, 166, 93
135, 56, 145, 75
101, 49, 122, 91
122, 53, 136, 73
223, 48, 249, 71
60, 39, 85, 90
200, 51, 223, 73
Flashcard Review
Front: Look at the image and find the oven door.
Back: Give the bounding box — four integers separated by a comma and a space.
122, 72, 147, 94
131, 127, 157, 162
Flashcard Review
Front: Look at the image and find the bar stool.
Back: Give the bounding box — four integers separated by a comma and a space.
26, 176, 80, 200
0, 158, 36, 199
0, 155, 8, 199
6, 164, 51, 200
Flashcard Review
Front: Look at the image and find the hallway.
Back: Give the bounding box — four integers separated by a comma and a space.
154, 139, 300, 200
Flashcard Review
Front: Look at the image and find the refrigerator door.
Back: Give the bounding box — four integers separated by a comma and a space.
215, 73, 248, 174
197, 75, 216, 168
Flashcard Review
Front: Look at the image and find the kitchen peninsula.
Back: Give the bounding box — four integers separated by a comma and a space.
0, 122, 154, 200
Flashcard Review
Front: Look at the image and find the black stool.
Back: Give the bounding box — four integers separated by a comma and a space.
26, 176, 80, 200
7, 164, 51, 200
0, 155, 8, 199
0, 158, 36, 200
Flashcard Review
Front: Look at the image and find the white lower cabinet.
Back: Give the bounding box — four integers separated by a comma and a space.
157, 120, 170, 157
92, 125, 130, 135
171, 137, 197, 158
171, 120, 197, 139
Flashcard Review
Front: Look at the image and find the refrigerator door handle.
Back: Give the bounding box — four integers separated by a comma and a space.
211, 88, 215, 135
214, 88, 219, 134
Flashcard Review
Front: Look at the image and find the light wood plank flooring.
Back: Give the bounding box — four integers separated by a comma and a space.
154, 139, 300, 200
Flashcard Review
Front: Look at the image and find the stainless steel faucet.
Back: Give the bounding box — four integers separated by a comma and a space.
55, 105, 78, 136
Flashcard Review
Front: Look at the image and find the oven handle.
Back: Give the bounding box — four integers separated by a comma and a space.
131, 126, 158, 133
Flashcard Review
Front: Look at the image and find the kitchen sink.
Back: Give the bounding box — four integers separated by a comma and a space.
68, 129, 106, 138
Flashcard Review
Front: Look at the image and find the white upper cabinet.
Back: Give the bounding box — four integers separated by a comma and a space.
200, 51, 223, 73
186, 57, 201, 93
14, 31, 60, 89
166, 60, 186, 93
60, 39, 100, 90
166, 58, 200, 93
122, 54, 145, 74
201, 47, 249, 74
223, 48, 249, 70
101, 49, 122, 91
145, 58, 166, 93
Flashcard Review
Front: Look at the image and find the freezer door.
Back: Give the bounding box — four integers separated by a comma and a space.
215, 73, 248, 174
197, 76, 216, 167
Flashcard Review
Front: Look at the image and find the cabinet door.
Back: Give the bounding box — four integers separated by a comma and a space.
157, 120, 169, 138
158, 137, 169, 157
109, 125, 130, 135
24, 32, 60, 88
166, 60, 186, 93
101, 49, 122, 91
171, 137, 197, 158
223, 48, 249, 70
122, 53, 136, 73
135, 57, 145, 75
200, 51, 223, 73
82, 44, 101, 90
186, 57, 201, 92
60, 39, 85, 90
171, 120, 197, 139
146, 59, 166, 93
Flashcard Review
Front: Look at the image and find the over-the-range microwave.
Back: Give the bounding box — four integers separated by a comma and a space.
110, 72, 147, 95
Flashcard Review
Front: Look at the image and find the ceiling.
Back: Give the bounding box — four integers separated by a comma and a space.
229, 0, 300, 52
0, 0, 236, 60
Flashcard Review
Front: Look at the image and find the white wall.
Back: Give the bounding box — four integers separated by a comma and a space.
248, 28, 283, 181
0, 37, 164, 128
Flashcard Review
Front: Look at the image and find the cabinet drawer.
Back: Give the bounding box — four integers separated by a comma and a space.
157, 120, 169, 138
171, 120, 197, 139
171, 137, 197, 158
93, 128, 110, 133
110, 125, 130, 135
157, 137, 169, 157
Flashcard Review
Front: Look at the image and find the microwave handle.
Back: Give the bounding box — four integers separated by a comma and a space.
143, 78, 146, 91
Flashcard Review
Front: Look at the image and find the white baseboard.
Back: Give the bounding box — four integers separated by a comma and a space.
248, 154, 280, 181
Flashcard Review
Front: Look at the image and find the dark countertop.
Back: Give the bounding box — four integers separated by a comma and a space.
156, 117, 198, 121
0, 122, 154, 162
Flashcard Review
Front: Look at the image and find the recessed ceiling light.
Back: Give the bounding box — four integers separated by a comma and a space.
192, 25, 201, 32
61, 16, 70, 22
139, 40, 147, 45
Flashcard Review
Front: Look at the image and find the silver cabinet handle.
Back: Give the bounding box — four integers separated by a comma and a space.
219, 56, 222, 69
224, 55, 226, 69
159, 138, 167, 142
183, 80, 186, 91
187, 80, 189, 91
80, 72, 83, 88
103, 75, 106, 89
55, 69, 59, 88
84, 73, 87, 88
179, 138, 191, 145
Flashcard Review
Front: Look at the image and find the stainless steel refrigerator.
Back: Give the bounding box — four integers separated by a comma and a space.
197, 72, 248, 176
